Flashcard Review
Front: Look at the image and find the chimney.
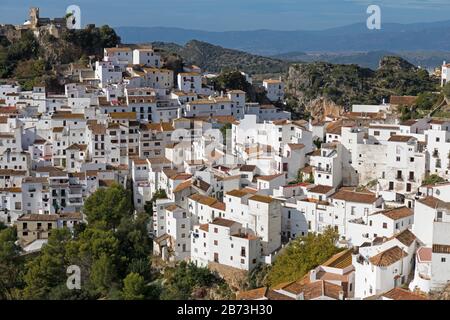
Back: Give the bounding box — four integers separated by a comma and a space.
309, 269, 316, 282
338, 290, 345, 300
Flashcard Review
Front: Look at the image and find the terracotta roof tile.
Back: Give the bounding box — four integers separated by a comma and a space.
382, 287, 427, 300
331, 189, 377, 204
211, 218, 236, 228
369, 246, 407, 267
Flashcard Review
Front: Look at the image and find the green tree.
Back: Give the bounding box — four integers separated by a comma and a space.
122, 272, 146, 300
22, 229, 72, 299
83, 184, 133, 229
115, 213, 152, 279
423, 174, 446, 185
211, 71, 251, 93
267, 228, 341, 286
65, 228, 119, 298
89, 254, 117, 297
161, 261, 224, 300
443, 82, 450, 99
415, 92, 439, 110
313, 138, 322, 150
0, 227, 24, 299
144, 189, 167, 216
220, 123, 232, 145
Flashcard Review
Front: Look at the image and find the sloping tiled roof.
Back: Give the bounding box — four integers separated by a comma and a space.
173, 179, 192, 193
331, 189, 377, 204
189, 194, 217, 206
381, 287, 427, 300
372, 207, 413, 220
309, 185, 334, 195
237, 287, 294, 300
17, 214, 58, 221
369, 246, 407, 267
239, 165, 256, 172
389, 229, 416, 246
388, 135, 413, 142
226, 189, 256, 198
389, 95, 418, 106
281, 280, 344, 300
256, 173, 284, 181
418, 197, 450, 210
322, 249, 353, 269
249, 194, 274, 204
210, 218, 236, 228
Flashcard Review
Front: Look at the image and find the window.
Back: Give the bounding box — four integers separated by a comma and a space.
214, 228, 218, 233
374, 131, 380, 136
442, 257, 446, 263
382, 222, 387, 229
214, 240, 218, 246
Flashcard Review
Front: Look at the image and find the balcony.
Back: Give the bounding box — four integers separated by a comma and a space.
68, 198, 83, 205
316, 166, 332, 173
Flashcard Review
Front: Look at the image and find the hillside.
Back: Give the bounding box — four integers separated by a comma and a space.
152, 40, 290, 76
273, 51, 450, 70
116, 20, 450, 55
286, 56, 439, 119
0, 25, 120, 91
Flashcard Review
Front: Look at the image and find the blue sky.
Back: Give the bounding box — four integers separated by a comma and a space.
1, 0, 450, 31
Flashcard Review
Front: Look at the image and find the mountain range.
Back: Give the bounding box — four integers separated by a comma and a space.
116, 20, 450, 56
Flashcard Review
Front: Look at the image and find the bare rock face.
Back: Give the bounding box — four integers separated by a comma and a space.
305, 97, 342, 120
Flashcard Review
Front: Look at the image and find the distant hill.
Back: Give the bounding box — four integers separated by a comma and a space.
116, 20, 450, 56
273, 51, 450, 70
152, 40, 290, 75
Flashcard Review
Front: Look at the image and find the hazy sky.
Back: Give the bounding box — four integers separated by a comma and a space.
1, 0, 450, 31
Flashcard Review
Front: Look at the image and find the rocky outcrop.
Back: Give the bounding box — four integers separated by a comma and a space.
285, 56, 438, 121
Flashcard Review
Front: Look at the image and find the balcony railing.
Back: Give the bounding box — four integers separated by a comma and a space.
316, 166, 332, 173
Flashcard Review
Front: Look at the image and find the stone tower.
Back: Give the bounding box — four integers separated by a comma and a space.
29, 7, 39, 28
